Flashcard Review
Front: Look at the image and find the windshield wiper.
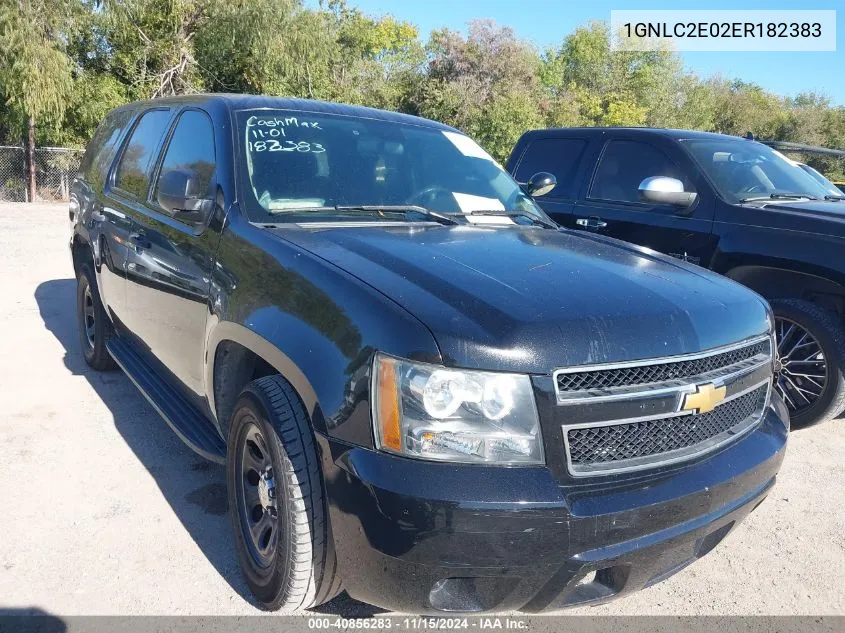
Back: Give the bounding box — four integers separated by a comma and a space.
334, 205, 459, 225
768, 193, 819, 200
462, 210, 558, 229
824, 194, 845, 201
266, 205, 459, 226
740, 193, 820, 203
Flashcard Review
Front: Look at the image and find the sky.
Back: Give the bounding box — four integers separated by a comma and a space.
328, 0, 844, 105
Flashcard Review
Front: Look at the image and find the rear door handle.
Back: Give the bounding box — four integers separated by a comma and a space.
91, 210, 106, 222
576, 217, 608, 230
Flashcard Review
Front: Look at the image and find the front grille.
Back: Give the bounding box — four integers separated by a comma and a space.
565, 385, 767, 473
556, 340, 769, 394
556, 336, 774, 476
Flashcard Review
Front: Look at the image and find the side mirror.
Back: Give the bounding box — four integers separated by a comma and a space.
157, 168, 212, 222
638, 176, 698, 208
525, 172, 557, 197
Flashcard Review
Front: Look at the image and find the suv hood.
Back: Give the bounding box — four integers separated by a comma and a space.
272, 225, 770, 373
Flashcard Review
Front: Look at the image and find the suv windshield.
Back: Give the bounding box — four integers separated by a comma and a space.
236, 110, 549, 224
683, 139, 833, 203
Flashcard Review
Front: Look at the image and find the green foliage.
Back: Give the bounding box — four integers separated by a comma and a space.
412, 20, 543, 161
52, 71, 127, 146
0, 0, 80, 137
0, 1, 843, 181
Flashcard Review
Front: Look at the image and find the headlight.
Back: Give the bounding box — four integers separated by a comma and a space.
372, 353, 544, 465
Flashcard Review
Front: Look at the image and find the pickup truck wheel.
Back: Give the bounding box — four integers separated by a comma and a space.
771, 299, 845, 427
76, 264, 116, 371
226, 375, 340, 611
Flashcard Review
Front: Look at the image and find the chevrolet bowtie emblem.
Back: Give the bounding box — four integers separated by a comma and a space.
682, 383, 726, 414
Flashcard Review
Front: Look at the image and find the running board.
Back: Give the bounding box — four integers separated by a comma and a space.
107, 336, 226, 463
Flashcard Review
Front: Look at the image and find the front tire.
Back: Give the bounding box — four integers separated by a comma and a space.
76, 264, 116, 371
772, 298, 845, 427
226, 375, 340, 611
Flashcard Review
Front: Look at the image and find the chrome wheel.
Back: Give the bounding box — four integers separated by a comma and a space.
236, 422, 279, 569
775, 316, 828, 416
83, 284, 96, 350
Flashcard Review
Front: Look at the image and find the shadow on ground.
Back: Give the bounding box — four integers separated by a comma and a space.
34, 277, 374, 616
0, 608, 66, 633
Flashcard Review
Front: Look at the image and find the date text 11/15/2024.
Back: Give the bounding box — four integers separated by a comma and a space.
307, 617, 530, 630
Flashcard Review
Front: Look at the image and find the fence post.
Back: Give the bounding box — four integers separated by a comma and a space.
27, 117, 36, 203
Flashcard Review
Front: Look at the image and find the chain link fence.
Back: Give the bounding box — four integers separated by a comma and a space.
0, 146, 84, 203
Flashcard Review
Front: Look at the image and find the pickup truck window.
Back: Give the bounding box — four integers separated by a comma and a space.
236, 110, 545, 223
590, 139, 692, 204
154, 110, 216, 207
798, 163, 843, 197
514, 138, 586, 199
114, 108, 172, 199
683, 139, 834, 203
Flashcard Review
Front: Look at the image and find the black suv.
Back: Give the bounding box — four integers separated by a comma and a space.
508, 128, 845, 427
71, 96, 787, 614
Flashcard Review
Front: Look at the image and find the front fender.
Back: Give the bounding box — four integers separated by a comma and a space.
712, 225, 845, 289
205, 214, 442, 448
205, 321, 319, 424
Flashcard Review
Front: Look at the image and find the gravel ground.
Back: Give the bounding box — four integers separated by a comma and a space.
0, 202, 843, 617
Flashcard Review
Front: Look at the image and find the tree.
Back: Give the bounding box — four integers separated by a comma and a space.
0, 0, 78, 200
540, 21, 704, 129
194, 0, 420, 109
709, 79, 789, 139
2, 4, 845, 190
413, 20, 543, 161
98, 0, 212, 99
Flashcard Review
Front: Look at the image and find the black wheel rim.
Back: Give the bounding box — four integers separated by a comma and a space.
235, 421, 279, 569
774, 316, 828, 417
83, 284, 96, 350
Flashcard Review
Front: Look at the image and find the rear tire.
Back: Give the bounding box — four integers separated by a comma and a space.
76, 264, 116, 371
771, 298, 845, 428
226, 375, 340, 611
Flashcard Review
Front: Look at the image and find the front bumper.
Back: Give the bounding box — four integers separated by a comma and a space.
318, 398, 788, 614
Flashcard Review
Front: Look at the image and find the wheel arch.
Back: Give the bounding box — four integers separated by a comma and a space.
71, 233, 93, 278
724, 265, 845, 318
205, 321, 319, 440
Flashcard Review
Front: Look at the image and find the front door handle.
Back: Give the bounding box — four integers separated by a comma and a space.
576, 217, 608, 230
91, 210, 106, 222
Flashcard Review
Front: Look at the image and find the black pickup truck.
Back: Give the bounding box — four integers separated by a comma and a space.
70, 96, 787, 614
508, 128, 845, 428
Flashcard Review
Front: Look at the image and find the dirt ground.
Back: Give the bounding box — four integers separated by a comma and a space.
0, 203, 843, 616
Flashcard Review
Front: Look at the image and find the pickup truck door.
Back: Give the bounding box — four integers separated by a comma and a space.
120, 108, 221, 403
571, 135, 718, 267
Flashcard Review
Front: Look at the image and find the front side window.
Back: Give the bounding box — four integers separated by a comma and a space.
683, 140, 833, 203
589, 140, 693, 202
236, 110, 548, 223
154, 110, 217, 207
590, 139, 693, 203
114, 109, 172, 199
514, 138, 587, 200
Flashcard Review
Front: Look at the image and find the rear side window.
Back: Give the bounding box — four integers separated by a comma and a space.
589, 139, 692, 203
154, 110, 217, 206
114, 109, 172, 199
79, 107, 135, 188
514, 138, 586, 199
